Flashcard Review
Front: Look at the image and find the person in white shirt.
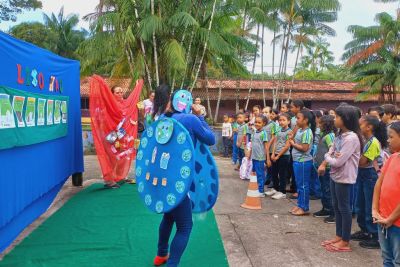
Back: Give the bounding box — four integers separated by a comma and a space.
142, 91, 155, 125
222, 114, 233, 157
143, 91, 155, 114
194, 97, 207, 116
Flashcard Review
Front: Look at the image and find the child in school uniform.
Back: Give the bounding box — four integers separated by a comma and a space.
313, 115, 336, 223
263, 110, 279, 193
289, 100, 305, 197
249, 115, 269, 196
310, 110, 323, 200
270, 113, 292, 199
289, 109, 315, 216
231, 115, 239, 165
235, 113, 249, 171
222, 114, 233, 158
240, 142, 252, 180
351, 115, 382, 249
372, 121, 400, 266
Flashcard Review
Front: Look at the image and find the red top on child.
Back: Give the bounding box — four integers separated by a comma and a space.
379, 152, 400, 227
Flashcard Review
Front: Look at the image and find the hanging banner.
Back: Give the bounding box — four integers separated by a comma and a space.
0, 31, 83, 253
0, 86, 69, 150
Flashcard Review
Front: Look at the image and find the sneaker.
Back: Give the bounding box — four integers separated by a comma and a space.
351, 231, 370, 241
324, 215, 335, 224
313, 209, 331, 218
153, 255, 169, 266
265, 188, 277, 196
258, 192, 266, 198
272, 192, 286, 200
104, 183, 120, 189
359, 236, 380, 249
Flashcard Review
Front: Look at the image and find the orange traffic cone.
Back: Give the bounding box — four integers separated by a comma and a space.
241, 173, 262, 210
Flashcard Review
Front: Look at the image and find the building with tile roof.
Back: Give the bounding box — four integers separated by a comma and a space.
80, 77, 389, 122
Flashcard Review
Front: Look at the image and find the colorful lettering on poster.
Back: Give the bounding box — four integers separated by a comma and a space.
16, 64, 63, 93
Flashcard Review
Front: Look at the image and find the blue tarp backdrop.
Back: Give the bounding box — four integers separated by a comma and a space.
0, 32, 84, 252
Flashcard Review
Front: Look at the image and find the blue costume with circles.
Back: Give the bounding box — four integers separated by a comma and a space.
136, 89, 217, 267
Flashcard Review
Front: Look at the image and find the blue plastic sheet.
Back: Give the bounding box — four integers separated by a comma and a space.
0, 32, 84, 252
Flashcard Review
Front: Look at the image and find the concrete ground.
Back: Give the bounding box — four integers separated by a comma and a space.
1, 155, 381, 266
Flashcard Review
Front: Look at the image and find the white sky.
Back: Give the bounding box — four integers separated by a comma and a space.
0, 0, 399, 74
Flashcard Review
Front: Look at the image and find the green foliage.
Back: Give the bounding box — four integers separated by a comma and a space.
9, 22, 57, 49
43, 7, 87, 59
343, 11, 400, 103
0, 0, 42, 22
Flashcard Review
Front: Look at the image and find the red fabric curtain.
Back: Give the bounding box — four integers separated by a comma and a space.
89, 75, 143, 182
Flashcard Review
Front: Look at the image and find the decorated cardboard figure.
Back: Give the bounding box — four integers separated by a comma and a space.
136, 89, 219, 214
136, 118, 195, 213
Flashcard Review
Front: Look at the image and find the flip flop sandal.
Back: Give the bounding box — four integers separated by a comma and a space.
291, 210, 310, 216
325, 244, 352, 252
289, 207, 299, 213
321, 240, 341, 247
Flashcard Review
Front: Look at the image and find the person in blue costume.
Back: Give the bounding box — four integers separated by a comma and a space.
152, 84, 215, 267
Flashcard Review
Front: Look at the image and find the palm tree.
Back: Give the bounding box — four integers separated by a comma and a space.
43, 7, 86, 59
273, 0, 340, 104
343, 12, 400, 103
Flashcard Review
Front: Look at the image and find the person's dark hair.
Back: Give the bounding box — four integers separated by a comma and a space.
279, 112, 291, 121
362, 115, 380, 132
236, 112, 244, 118
320, 115, 336, 135
153, 84, 171, 118
255, 115, 268, 125
299, 108, 316, 137
368, 105, 384, 118
363, 115, 388, 149
272, 108, 279, 115
335, 105, 363, 151
253, 105, 262, 111
312, 109, 324, 119
390, 121, 400, 135
111, 85, 119, 94
339, 102, 348, 107
281, 102, 291, 110
287, 111, 295, 118
292, 99, 304, 109
320, 108, 329, 115
382, 104, 397, 118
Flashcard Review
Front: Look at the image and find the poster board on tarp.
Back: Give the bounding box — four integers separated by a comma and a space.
0, 31, 84, 253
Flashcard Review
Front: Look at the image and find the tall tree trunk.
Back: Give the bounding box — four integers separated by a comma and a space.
275, 27, 287, 108
190, 0, 217, 92
288, 43, 301, 102
214, 79, 222, 123
245, 23, 260, 111
235, 79, 240, 113
261, 25, 266, 107
132, 0, 152, 90
272, 29, 277, 108
151, 0, 159, 86
201, 61, 213, 120
280, 25, 292, 102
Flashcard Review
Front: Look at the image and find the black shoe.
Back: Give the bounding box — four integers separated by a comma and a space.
104, 183, 120, 189
324, 215, 335, 224
351, 231, 370, 241
313, 209, 331, 218
359, 237, 380, 249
